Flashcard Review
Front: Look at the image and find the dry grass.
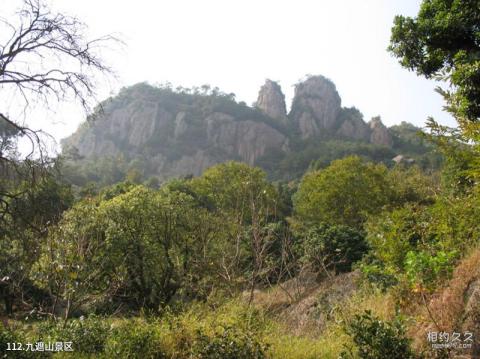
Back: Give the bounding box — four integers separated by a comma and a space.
245, 270, 319, 312
248, 268, 397, 338
409, 248, 480, 354
261, 274, 396, 358
266, 323, 351, 359
249, 270, 360, 336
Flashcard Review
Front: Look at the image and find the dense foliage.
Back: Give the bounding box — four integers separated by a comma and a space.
2, 1, 480, 357
293, 156, 392, 229
389, 0, 480, 123
300, 224, 367, 274
341, 310, 415, 359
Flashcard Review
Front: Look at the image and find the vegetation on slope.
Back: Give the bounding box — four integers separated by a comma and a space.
2, 0, 480, 358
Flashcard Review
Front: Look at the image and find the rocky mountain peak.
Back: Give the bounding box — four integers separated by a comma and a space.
369, 116, 393, 146
61, 77, 414, 184
290, 75, 342, 139
256, 79, 287, 121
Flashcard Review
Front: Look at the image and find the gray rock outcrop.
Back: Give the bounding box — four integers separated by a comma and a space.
290, 75, 342, 139
62, 77, 400, 181
66, 100, 173, 158
256, 80, 287, 122
369, 116, 393, 146
62, 84, 289, 180
336, 107, 371, 141
337, 118, 371, 141
392, 154, 415, 165
206, 112, 288, 165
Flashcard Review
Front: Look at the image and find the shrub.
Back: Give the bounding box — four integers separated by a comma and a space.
193, 326, 267, 359
0, 325, 43, 358
404, 250, 457, 292
104, 321, 165, 358
302, 224, 368, 273
359, 256, 399, 291
341, 310, 416, 359
38, 317, 110, 354
365, 205, 429, 273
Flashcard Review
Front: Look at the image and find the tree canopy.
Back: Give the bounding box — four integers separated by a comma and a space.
293, 156, 391, 229
389, 0, 480, 124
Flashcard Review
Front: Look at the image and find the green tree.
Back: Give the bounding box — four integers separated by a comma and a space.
191, 161, 278, 222
387, 164, 438, 205
384, 0, 480, 300
124, 168, 142, 184
34, 199, 109, 320
341, 310, 415, 359
423, 119, 477, 195
293, 156, 391, 229
37, 185, 205, 316
191, 162, 281, 300
98, 186, 194, 310
389, 0, 480, 182
389, 0, 480, 123
0, 176, 73, 313
301, 224, 368, 274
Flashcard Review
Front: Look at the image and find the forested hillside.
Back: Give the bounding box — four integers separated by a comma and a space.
1, 0, 480, 358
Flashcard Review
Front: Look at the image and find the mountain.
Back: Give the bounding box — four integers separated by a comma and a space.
61, 75, 436, 185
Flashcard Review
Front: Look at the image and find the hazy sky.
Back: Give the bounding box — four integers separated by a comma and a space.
4, 0, 455, 150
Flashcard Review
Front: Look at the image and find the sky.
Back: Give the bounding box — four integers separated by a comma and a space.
3, 0, 455, 152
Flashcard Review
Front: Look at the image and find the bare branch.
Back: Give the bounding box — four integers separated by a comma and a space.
0, 0, 121, 116
0, 0, 120, 220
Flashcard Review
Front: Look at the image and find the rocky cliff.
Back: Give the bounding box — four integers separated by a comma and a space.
255, 79, 288, 123
288, 76, 390, 143
62, 76, 413, 183
64, 83, 290, 180
290, 75, 342, 139
369, 116, 393, 146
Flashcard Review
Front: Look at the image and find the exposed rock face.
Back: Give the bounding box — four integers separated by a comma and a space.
66, 100, 173, 158
63, 84, 289, 180
174, 111, 188, 138
206, 113, 288, 165
369, 116, 393, 146
63, 77, 400, 181
256, 80, 287, 122
337, 118, 371, 141
336, 108, 371, 141
164, 151, 217, 178
290, 75, 342, 139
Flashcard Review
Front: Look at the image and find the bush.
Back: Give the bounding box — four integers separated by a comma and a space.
404, 250, 457, 292
104, 321, 165, 358
0, 325, 44, 358
193, 326, 267, 359
341, 310, 416, 359
38, 317, 110, 354
302, 224, 368, 273
365, 205, 428, 273
359, 259, 398, 291
364, 193, 479, 295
